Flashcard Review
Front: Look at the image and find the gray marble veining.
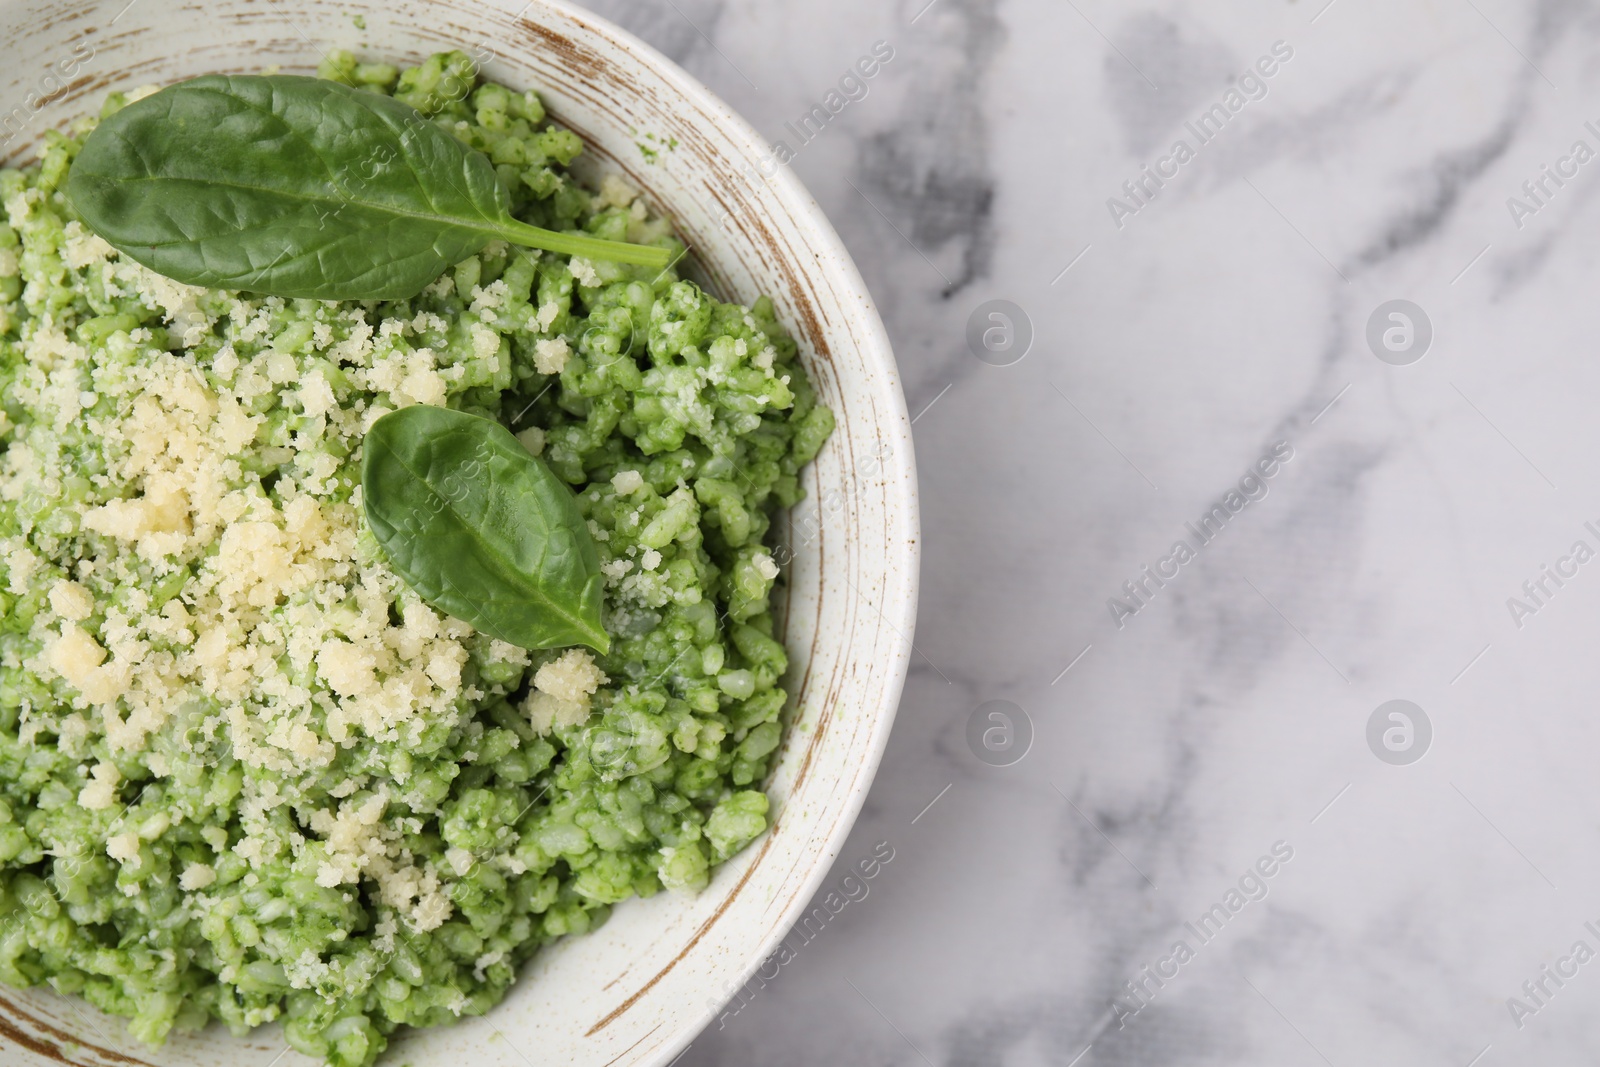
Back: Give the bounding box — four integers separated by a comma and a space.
582, 1, 1600, 1064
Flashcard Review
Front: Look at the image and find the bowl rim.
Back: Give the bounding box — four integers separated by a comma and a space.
0, 1, 921, 1062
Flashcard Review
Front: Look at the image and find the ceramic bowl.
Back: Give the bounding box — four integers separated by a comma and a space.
0, 0, 918, 1063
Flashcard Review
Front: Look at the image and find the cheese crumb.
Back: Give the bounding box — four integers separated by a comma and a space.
78, 760, 121, 810
598, 173, 639, 209
62, 223, 114, 269
469, 323, 501, 364
317, 639, 377, 698
533, 336, 570, 375
5, 542, 41, 595
57, 714, 89, 756
284, 948, 332, 990
568, 257, 601, 287
49, 580, 94, 621
106, 833, 141, 863
525, 691, 590, 736
46, 623, 125, 705
611, 470, 644, 495
754, 553, 779, 581
396, 359, 447, 408
534, 649, 607, 706
265, 351, 299, 384
179, 862, 217, 891
411, 890, 453, 932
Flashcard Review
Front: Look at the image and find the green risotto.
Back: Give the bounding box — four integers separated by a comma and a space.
0, 50, 831, 1065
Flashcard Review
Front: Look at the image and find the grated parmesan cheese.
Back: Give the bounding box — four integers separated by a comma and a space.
106, 833, 140, 863
524, 691, 590, 736
77, 760, 120, 810
532, 336, 570, 375
179, 862, 216, 891
49, 580, 95, 621
534, 649, 608, 706
568, 257, 601, 287
598, 173, 639, 209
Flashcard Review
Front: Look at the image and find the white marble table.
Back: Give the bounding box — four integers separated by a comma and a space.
578, 1, 1600, 1064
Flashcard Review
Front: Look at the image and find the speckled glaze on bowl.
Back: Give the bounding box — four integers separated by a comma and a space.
0, 1, 919, 1063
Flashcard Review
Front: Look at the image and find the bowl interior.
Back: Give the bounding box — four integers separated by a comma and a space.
0, 1, 917, 1065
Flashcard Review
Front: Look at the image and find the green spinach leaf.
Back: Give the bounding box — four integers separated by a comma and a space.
65, 74, 671, 300
362, 405, 610, 654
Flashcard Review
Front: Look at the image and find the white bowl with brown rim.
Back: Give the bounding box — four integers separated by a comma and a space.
0, 0, 919, 1064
